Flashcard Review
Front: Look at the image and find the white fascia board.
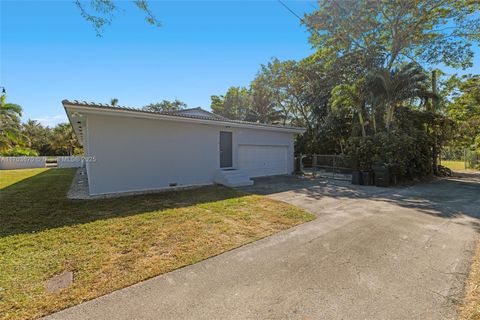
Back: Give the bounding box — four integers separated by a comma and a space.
63, 104, 306, 134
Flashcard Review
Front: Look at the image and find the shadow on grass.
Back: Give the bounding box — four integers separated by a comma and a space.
241, 171, 480, 229
0, 169, 243, 238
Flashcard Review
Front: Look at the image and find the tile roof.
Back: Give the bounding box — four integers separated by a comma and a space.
62, 99, 305, 131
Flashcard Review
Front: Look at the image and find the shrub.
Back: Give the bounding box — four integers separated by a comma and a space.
346, 130, 433, 180
1, 146, 39, 156
345, 106, 454, 181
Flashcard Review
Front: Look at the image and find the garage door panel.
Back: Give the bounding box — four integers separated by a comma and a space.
238, 145, 288, 177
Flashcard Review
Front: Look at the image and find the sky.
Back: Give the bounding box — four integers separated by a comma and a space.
0, 1, 478, 127
0, 0, 316, 126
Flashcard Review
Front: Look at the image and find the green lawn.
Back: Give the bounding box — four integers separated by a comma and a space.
0, 168, 314, 320
442, 160, 467, 171
441, 160, 479, 171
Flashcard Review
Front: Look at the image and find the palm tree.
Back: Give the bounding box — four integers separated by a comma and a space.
0, 95, 24, 151
52, 123, 80, 155
366, 63, 429, 131
22, 120, 53, 155
330, 81, 368, 137
110, 98, 118, 106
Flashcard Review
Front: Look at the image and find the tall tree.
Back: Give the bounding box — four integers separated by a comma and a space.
366, 62, 430, 130
51, 123, 82, 156
110, 98, 119, 106
447, 75, 480, 150
143, 99, 187, 112
305, 0, 480, 70
330, 80, 369, 137
210, 87, 252, 120
248, 77, 282, 124
21, 120, 54, 155
0, 95, 24, 152
253, 59, 297, 125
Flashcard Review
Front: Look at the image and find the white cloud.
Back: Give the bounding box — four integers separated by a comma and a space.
32, 115, 68, 127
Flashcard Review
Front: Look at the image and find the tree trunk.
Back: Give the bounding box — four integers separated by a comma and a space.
358, 112, 366, 137
385, 105, 393, 131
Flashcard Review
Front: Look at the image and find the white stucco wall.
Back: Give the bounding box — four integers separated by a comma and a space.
84, 113, 296, 195
57, 156, 84, 168
0, 157, 46, 170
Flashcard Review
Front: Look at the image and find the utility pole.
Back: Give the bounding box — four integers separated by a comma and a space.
432, 70, 439, 175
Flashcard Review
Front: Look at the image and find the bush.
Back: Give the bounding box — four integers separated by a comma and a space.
1, 146, 39, 156
345, 107, 453, 181
346, 130, 433, 180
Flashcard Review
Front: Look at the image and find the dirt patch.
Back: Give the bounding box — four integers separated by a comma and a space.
46, 271, 74, 293
460, 237, 480, 320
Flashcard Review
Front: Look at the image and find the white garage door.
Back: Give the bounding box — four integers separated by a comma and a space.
238, 145, 288, 177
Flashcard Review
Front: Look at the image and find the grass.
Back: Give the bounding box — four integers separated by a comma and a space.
0, 168, 314, 320
460, 238, 480, 320
442, 160, 467, 171
441, 160, 479, 172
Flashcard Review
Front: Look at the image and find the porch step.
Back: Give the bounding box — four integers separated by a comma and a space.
214, 169, 254, 187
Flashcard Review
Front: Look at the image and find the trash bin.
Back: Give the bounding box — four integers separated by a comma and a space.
294, 156, 303, 174
351, 170, 363, 185
362, 170, 374, 186
373, 164, 390, 187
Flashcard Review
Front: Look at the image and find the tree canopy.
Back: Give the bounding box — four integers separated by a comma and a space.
447, 75, 480, 150
211, 87, 252, 121
143, 99, 188, 112
0, 95, 24, 152
305, 0, 479, 70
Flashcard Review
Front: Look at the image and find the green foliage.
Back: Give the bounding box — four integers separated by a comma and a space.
211, 87, 252, 121
1, 146, 39, 156
365, 63, 430, 130
447, 75, 480, 150
3, 120, 83, 157
51, 123, 83, 156
0, 95, 24, 152
248, 77, 282, 124
143, 99, 187, 112
345, 106, 454, 179
331, 80, 368, 137
347, 131, 432, 179
21, 120, 54, 155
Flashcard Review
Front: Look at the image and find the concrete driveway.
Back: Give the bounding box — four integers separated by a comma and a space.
45, 173, 480, 320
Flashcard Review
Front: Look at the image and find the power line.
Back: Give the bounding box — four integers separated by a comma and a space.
278, 0, 305, 23
277, 0, 320, 38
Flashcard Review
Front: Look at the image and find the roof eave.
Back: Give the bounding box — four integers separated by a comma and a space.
63, 102, 306, 134
63, 104, 85, 146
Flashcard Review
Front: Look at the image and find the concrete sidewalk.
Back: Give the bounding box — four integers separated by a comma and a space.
45, 173, 480, 320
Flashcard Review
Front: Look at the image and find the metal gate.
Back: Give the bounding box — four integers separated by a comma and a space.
297, 154, 353, 180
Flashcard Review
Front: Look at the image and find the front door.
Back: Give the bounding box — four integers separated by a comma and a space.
220, 131, 233, 168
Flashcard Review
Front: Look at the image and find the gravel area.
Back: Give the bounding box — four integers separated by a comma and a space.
67, 168, 90, 199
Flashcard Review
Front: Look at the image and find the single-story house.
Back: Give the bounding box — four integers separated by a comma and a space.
63, 100, 305, 196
